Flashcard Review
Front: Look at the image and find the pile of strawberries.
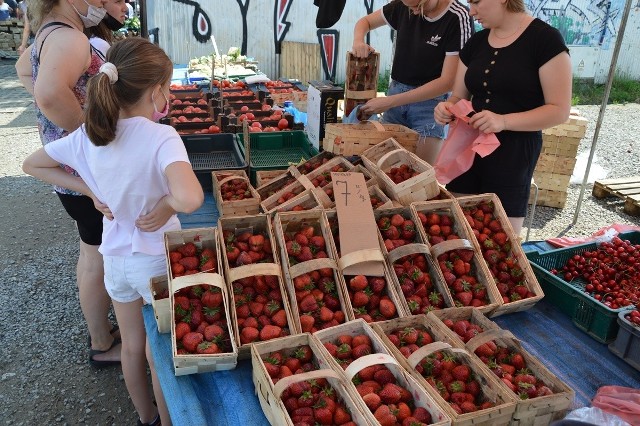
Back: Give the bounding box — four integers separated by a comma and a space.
448, 318, 557, 400
168, 242, 217, 278
280, 378, 356, 425
222, 230, 289, 344
324, 334, 434, 425
386, 164, 420, 185
308, 164, 350, 189
369, 192, 387, 209
415, 210, 461, 246
174, 284, 233, 355
385, 325, 497, 415
461, 201, 536, 304
377, 213, 418, 253
298, 155, 332, 174
473, 339, 555, 400
346, 275, 398, 323
262, 345, 318, 383
392, 253, 446, 315
274, 187, 306, 207
218, 176, 254, 201
436, 248, 492, 308
283, 225, 348, 332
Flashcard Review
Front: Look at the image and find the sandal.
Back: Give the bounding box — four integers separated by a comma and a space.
137, 414, 160, 426
89, 337, 122, 368
87, 325, 120, 347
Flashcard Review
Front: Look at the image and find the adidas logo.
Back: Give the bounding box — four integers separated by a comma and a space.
426, 34, 441, 46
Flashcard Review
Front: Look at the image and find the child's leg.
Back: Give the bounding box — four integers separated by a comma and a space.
113, 298, 158, 424
147, 337, 171, 426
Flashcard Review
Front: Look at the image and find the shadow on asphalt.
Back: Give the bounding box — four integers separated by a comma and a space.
0, 107, 36, 129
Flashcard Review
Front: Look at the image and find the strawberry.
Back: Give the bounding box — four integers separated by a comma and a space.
178, 242, 197, 257
452, 365, 471, 382
460, 401, 478, 413
373, 405, 396, 426
299, 294, 319, 312
179, 256, 199, 271
373, 369, 396, 386
390, 214, 404, 227
314, 407, 333, 424
271, 310, 287, 327
336, 344, 352, 360
362, 393, 382, 411
352, 334, 371, 348
203, 324, 224, 341
412, 407, 432, 424
379, 298, 397, 318
455, 291, 473, 306
240, 327, 259, 344
475, 341, 497, 358
333, 406, 352, 424
510, 353, 526, 370
299, 315, 315, 332
323, 342, 338, 357
294, 346, 313, 363
309, 235, 325, 249
196, 341, 220, 354
353, 291, 370, 307
286, 240, 301, 257
259, 325, 282, 341
174, 322, 191, 341
182, 332, 204, 353
379, 383, 402, 404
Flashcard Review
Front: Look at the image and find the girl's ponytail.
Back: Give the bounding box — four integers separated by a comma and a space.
85, 66, 120, 147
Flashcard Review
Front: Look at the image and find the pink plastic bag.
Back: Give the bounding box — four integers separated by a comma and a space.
434, 99, 501, 184
592, 386, 640, 426
546, 223, 640, 248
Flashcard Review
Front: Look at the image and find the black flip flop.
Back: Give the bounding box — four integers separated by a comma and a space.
87, 325, 120, 347
89, 337, 122, 368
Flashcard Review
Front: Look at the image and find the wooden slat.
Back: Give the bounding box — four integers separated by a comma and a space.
592, 176, 640, 216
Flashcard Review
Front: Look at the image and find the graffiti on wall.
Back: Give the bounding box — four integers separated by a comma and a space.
524, 0, 624, 47
172, 0, 212, 43
274, 0, 293, 54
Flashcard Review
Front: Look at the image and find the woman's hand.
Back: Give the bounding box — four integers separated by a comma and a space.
136, 196, 176, 232
91, 197, 113, 221
359, 96, 393, 115
352, 41, 375, 58
434, 101, 455, 125
468, 110, 507, 134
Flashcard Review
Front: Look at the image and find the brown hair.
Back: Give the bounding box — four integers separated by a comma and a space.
505, 0, 526, 13
29, 0, 58, 31
84, 38, 173, 146
89, 22, 116, 45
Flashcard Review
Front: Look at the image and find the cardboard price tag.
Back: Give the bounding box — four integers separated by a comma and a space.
331, 171, 384, 276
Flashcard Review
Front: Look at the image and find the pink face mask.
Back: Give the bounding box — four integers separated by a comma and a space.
151, 89, 169, 122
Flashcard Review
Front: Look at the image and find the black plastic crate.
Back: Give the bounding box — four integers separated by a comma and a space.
181, 133, 247, 191
609, 309, 640, 370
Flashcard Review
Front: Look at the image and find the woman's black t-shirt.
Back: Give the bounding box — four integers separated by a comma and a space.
383, 0, 473, 87
460, 18, 568, 116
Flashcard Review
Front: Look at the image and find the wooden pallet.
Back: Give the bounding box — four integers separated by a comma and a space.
592, 176, 640, 216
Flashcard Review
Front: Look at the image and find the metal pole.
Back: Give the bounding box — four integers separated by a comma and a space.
572, 0, 633, 225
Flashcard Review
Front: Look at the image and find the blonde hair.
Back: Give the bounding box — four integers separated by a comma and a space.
84, 38, 173, 146
29, 0, 58, 31
506, 0, 526, 13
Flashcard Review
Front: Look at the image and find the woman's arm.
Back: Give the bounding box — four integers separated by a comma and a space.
18, 12, 30, 55
361, 55, 461, 115
15, 43, 34, 94
352, 9, 386, 58
469, 52, 572, 133
164, 162, 204, 214
33, 29, 91, 132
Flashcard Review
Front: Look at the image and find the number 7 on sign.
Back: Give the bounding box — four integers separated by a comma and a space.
334, 180, 350, 206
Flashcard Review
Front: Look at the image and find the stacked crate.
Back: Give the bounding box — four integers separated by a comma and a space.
530, 113, 588, 208
0, 18, 23, 57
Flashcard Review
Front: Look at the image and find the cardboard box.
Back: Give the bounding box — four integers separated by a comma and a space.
306, 80, 343, 151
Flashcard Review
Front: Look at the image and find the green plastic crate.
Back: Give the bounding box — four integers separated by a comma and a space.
526, 231, 640, 344
237, 131, 319, 185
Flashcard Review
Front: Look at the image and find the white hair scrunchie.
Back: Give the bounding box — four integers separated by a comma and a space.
99, 62, 119, 84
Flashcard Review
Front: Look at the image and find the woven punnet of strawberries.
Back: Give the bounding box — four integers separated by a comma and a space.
217, 175, 254, 202
222, 229, 291, 345
261, 344, 322, 384
465, 329, 559, 401
283, 225, 349, 332
461, 200, 537, 304
322, 333, 436, 425
307, 163, 350, 189
168, 241, 218, 278
173, 284, 233, 355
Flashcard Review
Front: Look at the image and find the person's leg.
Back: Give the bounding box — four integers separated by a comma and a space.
79, 241, 121, 361
147, 338, 171, 426
416, 135, 443, 165
508, 217, 525, 235
113, 298, 158, 424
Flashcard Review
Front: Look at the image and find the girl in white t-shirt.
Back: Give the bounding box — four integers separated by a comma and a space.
23, 37, 203, 426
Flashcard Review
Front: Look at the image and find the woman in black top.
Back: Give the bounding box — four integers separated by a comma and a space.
434, 0, 572, 234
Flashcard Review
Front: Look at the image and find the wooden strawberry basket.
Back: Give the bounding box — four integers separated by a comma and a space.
150, 274, 170, 334
170, 273, 238, 375
269, 187, 324, 215
213, 169, 261, 217
217, 214, 297, 359
164, 227, 221, 282
465, 329, 574, 426
255, 165, 301, 200
315, 319, 451, 426
317, 183, 392, 210
300, 155, 354, 189
428, 306, 501, 348
374, 316, 518, 425
250, 333, 349, 424
260, 175, 315, 214
255, 169, 288, 188
323, 121, 419, 156
411, 199, 478, 251
361, 139, 439, 205
295, 150, 336, 175
430, 239, 503, 316
272, 210, 355, 331
455, 194, 544, 316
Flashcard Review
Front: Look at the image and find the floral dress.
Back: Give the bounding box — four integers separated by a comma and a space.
30, 23, 104, 195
